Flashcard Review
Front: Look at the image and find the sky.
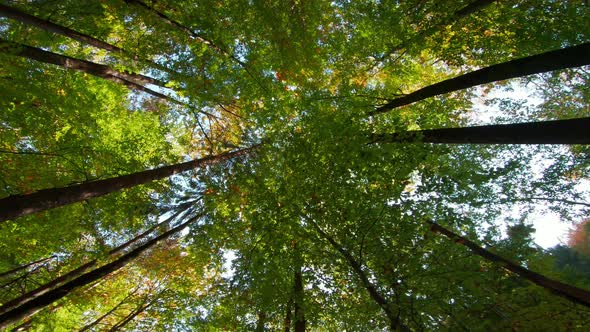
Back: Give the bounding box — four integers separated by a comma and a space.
470, 82, 579, 249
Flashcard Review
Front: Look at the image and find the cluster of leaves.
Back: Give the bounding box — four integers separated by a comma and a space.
0, 0, 589, 330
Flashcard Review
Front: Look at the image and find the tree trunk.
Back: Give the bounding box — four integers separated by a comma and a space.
0, 256, 54, 279
255, 311, 267, 332
0, 39, 168, 88
78, 286, 139, 332
284, 298, 293, 332
382, 0, 496, 59
0, 146, 257, 222
0, 4, 174, 75
427, 220, 590, 308
310, 221, 411, 332
0, 209, 194, 316
292, 242, 306, 332
369, 117, 590, 145
370, 42, 590, 115
454, 0, 496, 18
0, 214, 200, 329
124, 0, 235, 63
108, 294, 158, 331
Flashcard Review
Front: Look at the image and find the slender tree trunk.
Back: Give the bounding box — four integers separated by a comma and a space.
0, 4, 175, 75
78, 287, 139, 332
310, 221, 411, 332
427, 220, 590, 308
124, 0, 238, 64
255, 311, 267, 332
0, 256, 54, 279
369, 117, 590, 145
370, 42, 590, 115
0, 39, 167, 88
291, 242, 306, 332
382, 0, 496, 59
0, 214, 200, 329
284, 298, 293, 332
1, 38, 199, 109
0, 208, 192, 316
454, 0, 496, 18
108, 294, 157, 331
0, 146, 257, 222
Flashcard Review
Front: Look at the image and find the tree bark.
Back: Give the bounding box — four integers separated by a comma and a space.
0, 209, 193, 316
255, 311, 267, 332
78, 287, 139, 332
0, 39, 168, 88
0, 146, 257, 222
108, 294, 157, 331
369, 117, 590, 145
0, 214, 200, 329
382, 0, 496, 59
427, 220, 590, 308
124, 0, 237, 63
310, 221, 411, 332
0, 256, 54, 279
284, 298, 293, 332
0, 4, 174, 75
370, 42, 590, 115
292, 242, 306, 332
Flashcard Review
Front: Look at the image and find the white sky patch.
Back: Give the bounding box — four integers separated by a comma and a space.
470, 82, 578, 249
221, 249, 237, 279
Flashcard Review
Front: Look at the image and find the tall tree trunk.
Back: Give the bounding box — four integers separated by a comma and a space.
284, 298, 293, 332
124, 0, 267, 92
0, 208, 194, 316
0, 146, 257, 222
0, 39, 167, 88
383, 0, 495, 58
78, 286, 140, 332
291, 242, 306, 332
427, 220, 590, 308
369, 117, 590, 145
0, 214, 200, 329
0, 256, 54, 279
255, 311, 267, 332
370, 42, 590, 115
0, 4, 175, 75
310, 221, 411, 332
124, 0, 239, 65
0, 38, 202, 109
108, 293, 159, 331
454, 0, 496, 18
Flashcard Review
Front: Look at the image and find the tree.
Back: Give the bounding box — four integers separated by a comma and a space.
0, 213, 202, 329
0, 146, 255, 222
1, 0, 590, 330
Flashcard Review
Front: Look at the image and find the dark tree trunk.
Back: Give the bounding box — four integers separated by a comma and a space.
369, 117, 590, 145
0, 146, 256, 222
0, 209, 193, 316
310, 221, 411, 332
124, 0, 236, 63
0, 256, 54, 279
292, 243, 306, 332
370, 42, 590, 115
0, 39, 168, 88
427, 220, 590, 308
0, 214, 200, 329
108, 294, 158, 331
0, 4, 174, 75
382, 0, 496, 58
284, 298, 293, 332
255, 311, 267, 332
78, 287, 139, 332
454, 0, 496, 18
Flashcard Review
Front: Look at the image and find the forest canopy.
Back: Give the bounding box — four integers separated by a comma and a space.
0, 0, 590, 330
